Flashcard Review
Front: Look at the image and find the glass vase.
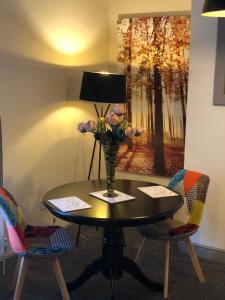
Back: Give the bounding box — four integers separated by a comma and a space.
103, 142, 119, 197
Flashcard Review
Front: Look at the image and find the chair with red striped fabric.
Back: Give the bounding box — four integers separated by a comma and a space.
135, 169, 210, 299
0, 186, 76, 300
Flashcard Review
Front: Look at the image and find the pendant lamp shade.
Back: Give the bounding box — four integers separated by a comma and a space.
79, 72, 127, 104
202, 0, 225, 17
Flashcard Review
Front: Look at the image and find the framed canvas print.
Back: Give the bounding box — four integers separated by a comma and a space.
117, 14, 191, 177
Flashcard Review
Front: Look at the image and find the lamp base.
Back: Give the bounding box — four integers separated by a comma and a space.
103, 192, 118, 198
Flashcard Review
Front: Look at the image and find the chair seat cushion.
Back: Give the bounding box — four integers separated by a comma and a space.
19, 225, 75, 257
136, 219, 199, 241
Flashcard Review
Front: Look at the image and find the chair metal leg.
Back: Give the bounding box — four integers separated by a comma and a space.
2, 257, 5, 276
13, 257, 29, 300
2, 242, 6, 276
164, 241, 170, 299
51, 257, 70, 300
11, 257, 21, 292
76, 224, 82, 246
184, 237, 205, 283
134, 238, 146, 262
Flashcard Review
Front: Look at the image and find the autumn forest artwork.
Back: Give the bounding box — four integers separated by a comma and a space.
116, 16, 191, 176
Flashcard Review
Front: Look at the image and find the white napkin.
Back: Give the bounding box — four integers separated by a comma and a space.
138, 185, 178, 198
48, 196, 92, 212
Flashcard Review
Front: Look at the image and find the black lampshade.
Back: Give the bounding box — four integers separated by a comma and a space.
79, 72, 127, 103
202, 0, 225, 17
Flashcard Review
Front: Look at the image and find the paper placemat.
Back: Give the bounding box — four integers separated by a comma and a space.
48, 196, 92, 212
138, 185, 178, 198
90, 190, 135, 204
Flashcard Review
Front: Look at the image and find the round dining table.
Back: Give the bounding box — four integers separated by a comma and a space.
44, 179, 183, 297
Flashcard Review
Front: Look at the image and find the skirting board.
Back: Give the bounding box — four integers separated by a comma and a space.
178, 241, 225, 264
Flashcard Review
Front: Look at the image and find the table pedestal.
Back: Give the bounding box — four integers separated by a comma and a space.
67, 227, 163, 295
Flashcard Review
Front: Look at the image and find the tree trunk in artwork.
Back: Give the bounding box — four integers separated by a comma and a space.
169, 115, 174, 141
165, 69, 174, 142
146, 69, 154, 144
154, 66, 165, 175
126, 18, 133, 150
126, 61, 132, 124
184, 72, 188, 106
179, 71, 186, 142
165, 93, 173, 142
171, 116, 175, 142
150, 95, 154, 142
180, 117, 184, 140
126, 18, 133, 125
140, 84, 144, 128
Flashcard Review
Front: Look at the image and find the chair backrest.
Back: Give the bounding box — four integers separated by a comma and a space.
0, 187, 28, 254
168, 169, 210, 227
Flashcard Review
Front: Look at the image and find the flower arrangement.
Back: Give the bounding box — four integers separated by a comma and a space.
77, 104, 143, 145
77, 104, 144, 197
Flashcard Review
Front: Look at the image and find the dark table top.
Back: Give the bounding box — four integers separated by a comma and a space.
44, 179, 183, 227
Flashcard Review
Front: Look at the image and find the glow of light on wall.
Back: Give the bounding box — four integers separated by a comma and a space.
15, 104, 87, 150
46, 29, 87, 55
16, 1, 105, 66
47, 105, 82, 124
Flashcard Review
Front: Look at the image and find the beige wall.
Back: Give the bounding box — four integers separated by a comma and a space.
0, 0, 108, 234
0, 0, 108, 67
185, 0, 225, 249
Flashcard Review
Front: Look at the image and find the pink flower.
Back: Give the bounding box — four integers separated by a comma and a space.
125, 127, 135, 137
113, 104, 125, 116
77, 122, 87, 133
85, 120, 96, 132
105, 112, 119, 125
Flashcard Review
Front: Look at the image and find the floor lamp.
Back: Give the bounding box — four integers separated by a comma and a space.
79, 71, 127, 180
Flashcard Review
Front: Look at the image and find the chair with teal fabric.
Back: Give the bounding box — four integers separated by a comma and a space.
135, 169, 210, 299
0, 186, 76, 300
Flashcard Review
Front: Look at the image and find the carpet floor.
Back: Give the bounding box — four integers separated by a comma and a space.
0, 226, 225, 300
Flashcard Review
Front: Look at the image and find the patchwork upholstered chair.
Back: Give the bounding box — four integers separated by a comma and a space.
136, 169, 210, 299
0, 187, 75, 300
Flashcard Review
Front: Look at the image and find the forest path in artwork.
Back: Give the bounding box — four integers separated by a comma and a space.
117, 137, 184, 176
